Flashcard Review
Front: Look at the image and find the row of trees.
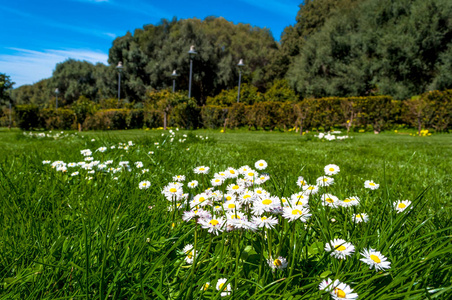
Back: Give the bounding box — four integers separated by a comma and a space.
2, 0, 452, 111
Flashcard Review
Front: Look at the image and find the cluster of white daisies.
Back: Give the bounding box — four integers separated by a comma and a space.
315, 132, 350, 141
24, 130, 77, 140
42, 142, 149, 180
154, 161, 413, 298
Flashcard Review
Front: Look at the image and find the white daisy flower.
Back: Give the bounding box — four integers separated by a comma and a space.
141, 168, 149, 174
316, 176, 334, 187
71, 172, 79, 176
87, 170, 95, 174
173, 175, 186, 182
119, 161, 129, 167
321, 194, 340, 208
225, 167, 239, 178
194, 166, 210, 174
223, 201, 241, 211
394, 200, 411, 213
182, 209, 211, 222
253, 196, 280, 214
252, 215, 278, 229
135, 161, 144, 168
267, 256, 288, 270
162, 183, 183, 200
282, 206, 312, 222
302, 185, 319, 195
216, 278, 231, 297
85, 157, 94, 162
148, 151, 154, 155
97, 147, 107, 153
244, 169, 258, 180
353, 213, 369, 223
255, 160, 268, 170
238, 165, 252, 175
187, 180, 198, 188
290, 192, 309, 206
67, 162, 77, 168
226, 183, 244, 194
324, 164, 340, 176
255, 174, 270, 184
296, 176, 308, 187
80, 149, 92, 156
237, 190, 255, 204
325, 239, 355, 260
340, 196, 360, 207
254, 187, 269, 197
360, 248, 391, 272
319, 278, 358, 300
200, 282, 210, 291
182, 244, 197, 264
223, 193, 236, 202
192, 193, 210, 207
139, 180, 151, 190
364, 180, 379, 190
199, 216, 225, 235
105, 160, 113, 165
42, 160, 51, 164
110, 146, 116, 149
211, 177, 224, 187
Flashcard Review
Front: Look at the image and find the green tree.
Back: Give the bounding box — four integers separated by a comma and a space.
0, 73, 15, 106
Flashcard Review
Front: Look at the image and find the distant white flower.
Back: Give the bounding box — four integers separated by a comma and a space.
187, 180, 198, 188
267, 256, 288, 270
216, 278, 231, 297
394, 200, 411, 213
325, 239, 355, 260
319, 278, 358, 300
71, 172, 79, 176
316, 176, 334, 187
353, 213, 369, 223
252, 215, 278, 229
135, 161, 144, 168
211, 177, 224, 187
42, 160, 51, 164
182, 244, 197, 264
296, 176, 308, 187
282, 206, 311, 222
324, 164, 340, 175
364, 180, 379, 190
360, 248, 391, 271
255, 160, 268, 170
302, 185, 319, 195
340, 196, 360, 207
173, 175, 186, 182
194, 166, 210, 174
139, 180, 151, 190
321, 194, 340, 208
97, 147, 107, 153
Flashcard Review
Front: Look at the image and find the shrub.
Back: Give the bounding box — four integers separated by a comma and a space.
83, 109, 128, 130
40, 108, 76, 130
15, 104, 40, 130
227, 103, 247, 128
201, 106, 228, 129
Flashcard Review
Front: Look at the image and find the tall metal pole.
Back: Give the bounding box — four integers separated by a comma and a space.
173, 78, 176, 93
237, 59, 245, 103
188, 59, 193, 98
116, 62, 123, 106
188, 46, 197, 99
237, 69, 242, 103
118, 71, 121, 101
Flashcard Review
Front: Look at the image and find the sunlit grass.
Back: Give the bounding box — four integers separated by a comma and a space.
0, 129, 451, 299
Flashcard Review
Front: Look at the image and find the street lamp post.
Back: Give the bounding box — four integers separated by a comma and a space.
237, 59, 245, 103
55, 88, 60, 109
171, 70, 179, 93
116, 62, 123, 105
188, 46, 197, 98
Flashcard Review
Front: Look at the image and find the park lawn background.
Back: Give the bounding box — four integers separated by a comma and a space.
0, 128, 451, 299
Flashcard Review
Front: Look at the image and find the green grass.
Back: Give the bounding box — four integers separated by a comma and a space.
0, 128, 451, 299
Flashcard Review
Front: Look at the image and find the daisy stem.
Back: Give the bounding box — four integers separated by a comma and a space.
234, 231, 240, 293
267, 228, 273, 259
288, 222, 297, 280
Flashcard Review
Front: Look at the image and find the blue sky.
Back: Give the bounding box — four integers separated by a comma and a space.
0, 0, 301, 87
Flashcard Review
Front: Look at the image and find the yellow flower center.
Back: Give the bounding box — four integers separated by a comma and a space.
228, 203, 235, 209
230, 170, 235, 174
215, 179, 220, 182
261, 216, 267, 221
248, 172, 254, 177
273, 259, 282, 267
226, 196, 232, 201
169, 188, 177, 193
232, 185, 239, 190
335, 245, 346, 251
307, 186, 315, 190
194, 210, 198, 214
334, 288, 346, 298
398, 203, 406, 208
243, 195, 251, 199
325, 198, 334, 203
323, 178, 329, 182
294, 201, 303, 206
219, 283, 224, 290
329, 168, 335, 172
209, 219, 219, 226
343, 199, 351, 202
292, 209, 302, 215
356, 214, 362, 218
262, 199, 272, 205
203, 283, 209, 290
369, 182, 375, 186
186, 250, 193, 259
370, 254, 381, 263
259, 163, 264, 166
231, 214, 240, 219
256, 190, 262, 194
199, 168, 205, 171
199, 197, 206, 202
299, 181, 306, 185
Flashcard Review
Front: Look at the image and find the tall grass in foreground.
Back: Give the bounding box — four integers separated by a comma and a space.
0, 130, 451, 299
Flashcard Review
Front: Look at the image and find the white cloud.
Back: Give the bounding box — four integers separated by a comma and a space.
0, 48, 109, 87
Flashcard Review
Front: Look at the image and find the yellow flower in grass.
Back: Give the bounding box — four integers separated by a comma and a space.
267, 256, 288, 270
360, 248, 391, 272
216, 278, 231, 297
394, 200, 411, 213
319, 278, 358, 300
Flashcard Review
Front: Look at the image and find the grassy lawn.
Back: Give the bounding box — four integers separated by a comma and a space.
0, 128, 451, 299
